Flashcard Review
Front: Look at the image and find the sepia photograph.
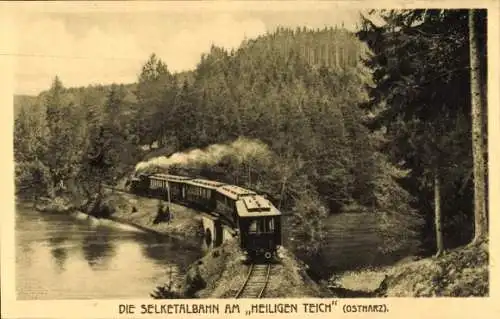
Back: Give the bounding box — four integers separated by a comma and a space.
2, 0, 496, 312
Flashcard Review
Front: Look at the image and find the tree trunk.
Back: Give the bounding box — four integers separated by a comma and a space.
279, 176, 287, 210
335, 44, 340, 68
247, 164, 251, 188
434, 171, 444, 257
469, 9, 488, 244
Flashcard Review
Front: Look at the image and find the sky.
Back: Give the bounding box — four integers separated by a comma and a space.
5, 2, 364, 95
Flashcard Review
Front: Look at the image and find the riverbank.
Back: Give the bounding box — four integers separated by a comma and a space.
329, 240, 489, 297
32, 190, 204, 241
102, 189, 204, 240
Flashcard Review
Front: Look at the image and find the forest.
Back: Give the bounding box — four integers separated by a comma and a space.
14, 9, 488, 271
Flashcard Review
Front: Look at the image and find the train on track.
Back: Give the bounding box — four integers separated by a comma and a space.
128, 173, 282, 260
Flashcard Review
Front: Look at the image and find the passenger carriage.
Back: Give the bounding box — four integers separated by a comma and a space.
148, 174, 169, 198
215, 185, 256, 226
147, 174, 191, 201
163, 174, 192, 201
184, 179, 225, 210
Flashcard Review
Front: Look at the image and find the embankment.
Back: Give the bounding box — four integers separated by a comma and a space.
167, 239, 332, 298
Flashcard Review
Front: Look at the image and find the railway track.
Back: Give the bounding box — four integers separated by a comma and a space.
235, 264, 272, 298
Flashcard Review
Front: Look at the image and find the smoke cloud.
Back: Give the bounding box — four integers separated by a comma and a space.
135, 137, 272, 173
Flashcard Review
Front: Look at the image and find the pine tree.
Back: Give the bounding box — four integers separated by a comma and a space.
44, 76, 80, 196
135, 53, 173, 148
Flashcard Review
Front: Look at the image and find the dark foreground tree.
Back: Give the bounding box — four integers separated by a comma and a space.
358, 9, 487, 254
469, 9, 488, 244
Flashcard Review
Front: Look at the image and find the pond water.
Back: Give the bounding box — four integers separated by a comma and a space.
15, 202, 203, 300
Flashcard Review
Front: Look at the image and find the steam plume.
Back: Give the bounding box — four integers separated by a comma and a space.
135, 137, 271, 173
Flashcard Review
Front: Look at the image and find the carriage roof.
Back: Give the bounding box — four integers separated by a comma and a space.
235, 195, 281, 217
216, 185, 256, 200
151, 174, 192, 182
187, 179, 226, 190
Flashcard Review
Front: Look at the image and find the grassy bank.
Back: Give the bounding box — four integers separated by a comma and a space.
104, 189, 204, 239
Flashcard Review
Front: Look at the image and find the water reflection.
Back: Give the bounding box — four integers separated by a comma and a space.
140, 235, 203, 269
142, 241, 175, 263
47, 234, 68, 270
81, 228, 117, 269
16, 203, 203, 299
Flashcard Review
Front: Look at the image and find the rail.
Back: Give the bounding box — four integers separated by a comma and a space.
235, 264, 254, 298
259, 263, 271, 298
235, 264, 272, 298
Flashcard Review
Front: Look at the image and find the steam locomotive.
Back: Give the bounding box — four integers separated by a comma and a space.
128, 173, 282, 259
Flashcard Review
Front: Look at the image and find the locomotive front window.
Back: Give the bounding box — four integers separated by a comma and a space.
268, 218, 275, 232
248, 218, 274, 234
249, 220, 258, 234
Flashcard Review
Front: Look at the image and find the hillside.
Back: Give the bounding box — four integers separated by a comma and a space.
14, 94, 38, 118
13, 69, 195, 120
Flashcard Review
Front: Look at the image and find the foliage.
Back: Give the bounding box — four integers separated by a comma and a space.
16, 24, 454, 264
44, 77, 85, 196
14, 159, 52, 199
288, 191, 328, 259
15, 78, 142, 206
358, 9, 487, 251
150, 284, 185, 299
